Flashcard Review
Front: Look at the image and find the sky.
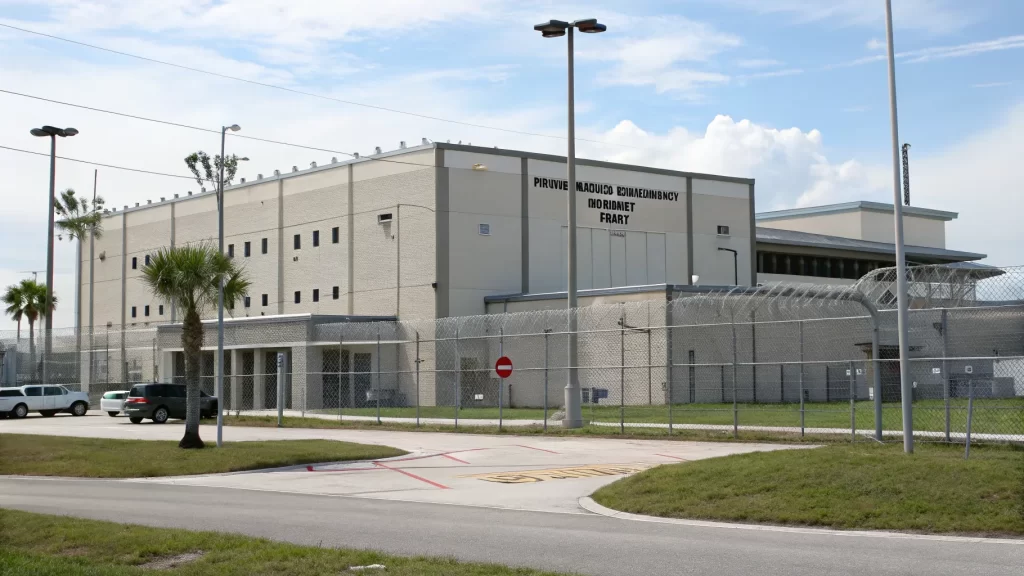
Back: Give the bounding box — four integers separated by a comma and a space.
1, 0, 1022, 331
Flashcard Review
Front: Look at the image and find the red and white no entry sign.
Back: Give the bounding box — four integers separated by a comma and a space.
495, 356, 513, 378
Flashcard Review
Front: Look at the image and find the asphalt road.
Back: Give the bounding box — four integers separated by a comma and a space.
2, 477, 1020, 576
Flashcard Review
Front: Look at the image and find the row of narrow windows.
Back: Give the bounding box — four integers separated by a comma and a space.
128, 286, 342, 318
128, 227, 344, 268
757, 251, 895, 280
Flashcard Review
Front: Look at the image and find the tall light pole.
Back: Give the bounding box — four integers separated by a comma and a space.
216, 123, 240, 447
884, 0, 914, 454
31, 125, 78, 385
534, 18, 607, 429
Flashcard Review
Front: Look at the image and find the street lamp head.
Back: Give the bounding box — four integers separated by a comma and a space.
534, 19, 569, 37
573, 18, 606, 33
30, 128, 48, 137
63, 127, 78, 137
228, 124, 241, 132
239, 157, 250, 161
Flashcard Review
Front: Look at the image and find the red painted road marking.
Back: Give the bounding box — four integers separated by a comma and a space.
442, 453, 470, 464
515, 444, 560, 454
654, 453, 690, 461
306, 448, 491, 472
373, 461, 450, 489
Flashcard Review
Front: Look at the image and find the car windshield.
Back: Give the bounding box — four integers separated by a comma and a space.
103, 392, 122, 399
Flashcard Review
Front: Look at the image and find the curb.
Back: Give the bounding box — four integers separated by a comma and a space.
577, 497, 1024, 545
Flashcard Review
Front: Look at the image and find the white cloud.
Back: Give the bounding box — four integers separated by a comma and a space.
577, 16, 741, 98
972, 82, 1012, 89
715, 0, 977, 34
737, 58, 783, 68
843, 105, 869, 113
828, 35, 1024, 69
737, 68, 803, 80
866, 38, 885, 51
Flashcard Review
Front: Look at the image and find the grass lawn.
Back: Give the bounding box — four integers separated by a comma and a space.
592, 443, 1024, 536
310, 398, 1024, 435
0, 509, 566, 576
0, 434, 405, 478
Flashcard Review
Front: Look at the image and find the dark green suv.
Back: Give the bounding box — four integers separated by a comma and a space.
124, 383, 219, 424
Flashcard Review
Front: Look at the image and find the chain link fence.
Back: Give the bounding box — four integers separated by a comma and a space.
3, 264, 1022, 443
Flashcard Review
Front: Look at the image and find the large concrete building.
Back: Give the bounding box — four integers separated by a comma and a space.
78, 141, 755, 332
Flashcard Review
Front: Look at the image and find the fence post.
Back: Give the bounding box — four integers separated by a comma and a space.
799, 320, 805, 438
849, 360, 856, 443
964, 379, 974, 460
415, 331, 421, 428
543, 329, 550, 432
499, 325, 504, 432
344, 327, 348, 422
276, 352, 285, 427
454, 326, 460, 430
941, 309, 950, 442
731, 314, 739, 439
779, 363, 784, 403
620, 305, 625, 434
872, 319, 883, 442
375, 327, 381, 425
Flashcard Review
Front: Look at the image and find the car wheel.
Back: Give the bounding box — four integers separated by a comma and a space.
71, 402, 88, 417
12, 404, 28, 419
40, 410, 57, 417
129, 417, 143, 424
152, 406, 169, 424
107, 411, 119, 417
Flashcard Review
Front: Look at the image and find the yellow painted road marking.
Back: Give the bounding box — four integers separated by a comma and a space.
462, 463, 654, 484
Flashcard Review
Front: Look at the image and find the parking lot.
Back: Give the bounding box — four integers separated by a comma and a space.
1, 411, 804, 513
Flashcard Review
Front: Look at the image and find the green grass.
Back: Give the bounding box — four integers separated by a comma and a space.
592, 442, 1024, 536
312, 398, 1024, 435
0, 509, 567, 576
0, 434, 405, 478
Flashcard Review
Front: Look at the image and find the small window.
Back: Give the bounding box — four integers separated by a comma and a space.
132, 257, 137, 269
313, 230, 320, 247
262, 238, 268, 254
145, 255, 150, 266
0, 389, 24, 397
131, 306, 137, 318
262, 294, 268, 307
158, 304, 164, 315
25, 387, 43, 397
294, 234, 301, 250
228, 244, 235, 258
294, 291, 301, 304
378, 213, 393, 224
717, 225, 730, 236
244, 296, 251, 308
144, 305, 150, 317
244, 241, 251, 257
478, 223, 491, 236
312, 289, 319, 302
332, 227, 339, 244
332, 286, 340, 300
45, 386, 63, 396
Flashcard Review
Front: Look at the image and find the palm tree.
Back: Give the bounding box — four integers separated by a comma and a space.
54, 188, 105, 242
2, 279, 55, 381
141, 243, 250, 449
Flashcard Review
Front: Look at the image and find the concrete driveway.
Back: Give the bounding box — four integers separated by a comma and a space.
2, 411, 803, 513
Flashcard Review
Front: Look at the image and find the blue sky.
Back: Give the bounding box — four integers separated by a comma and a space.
1, 0, 1022, 329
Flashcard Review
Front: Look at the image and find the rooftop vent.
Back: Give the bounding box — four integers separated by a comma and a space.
135, 203, 140, 207
331, 157, 337, 163
173, 193, 179, 198
274, 169, 280, 176
146, 200, 151, 204
310, 161, 317, 168
292, 166, 298, 172
354, 152, 360, 159
374, 146, 382, 154
187, 191, 193, 196
160, 197, 165, 201
257, 173, 263, 180
201, 187, 206, 193
422, 138, 429, 145
240, 177, 246, 183
399, 141, 406, 149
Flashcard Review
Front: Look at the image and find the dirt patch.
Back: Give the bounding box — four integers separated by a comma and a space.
139, 551, 205, 570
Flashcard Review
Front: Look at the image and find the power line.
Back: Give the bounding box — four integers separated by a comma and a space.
0, 89, 440, 169
0, 22, 633, 149
0, 145, 195, 180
